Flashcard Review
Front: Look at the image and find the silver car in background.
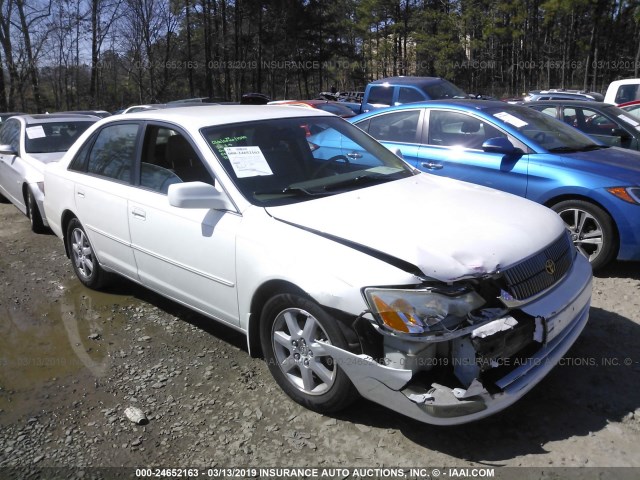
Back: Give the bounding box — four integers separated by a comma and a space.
0, 113, 98, 232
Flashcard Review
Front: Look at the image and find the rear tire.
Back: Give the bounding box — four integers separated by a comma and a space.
551, 200, 617, 271
67, 218, 109, 289
27, 189, 46, 233
260, 293, 359, 413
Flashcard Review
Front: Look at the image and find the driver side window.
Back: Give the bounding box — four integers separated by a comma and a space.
139, 126, 215, 194
366, 110, 421, 143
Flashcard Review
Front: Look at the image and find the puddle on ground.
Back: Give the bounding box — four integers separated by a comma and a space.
0, 281, 137, 417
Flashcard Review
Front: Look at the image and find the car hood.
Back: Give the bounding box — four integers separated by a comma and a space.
264, 174, 566, 282
559, 146, 640, 183
27, 152, 66, 172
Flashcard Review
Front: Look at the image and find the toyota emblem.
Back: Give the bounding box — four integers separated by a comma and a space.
545, 259, 556, 275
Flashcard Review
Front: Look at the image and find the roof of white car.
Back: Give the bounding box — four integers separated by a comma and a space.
114, 105, 335, 129
607, 78, 640, 86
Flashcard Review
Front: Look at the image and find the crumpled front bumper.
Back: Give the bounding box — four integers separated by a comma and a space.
324, 253, 592, 426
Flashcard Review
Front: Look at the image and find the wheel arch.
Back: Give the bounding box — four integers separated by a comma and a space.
544, 193, 619, 234
60, 209, 79, 258
21, 182, 30, 215
246, 280, 361, 359
544, 193, 620, 260
247, 280, 308, 358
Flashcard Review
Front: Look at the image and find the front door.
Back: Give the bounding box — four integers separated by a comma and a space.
127, 124, 240, 326
414, 109, 529, 197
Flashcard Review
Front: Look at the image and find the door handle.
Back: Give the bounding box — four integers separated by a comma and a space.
131, 208, 146, 220
346, 152, 363, 159
421, 161, 443, 170
77, 190, 85, 198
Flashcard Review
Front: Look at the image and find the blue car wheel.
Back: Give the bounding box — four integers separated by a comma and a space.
551, 200, 617, 270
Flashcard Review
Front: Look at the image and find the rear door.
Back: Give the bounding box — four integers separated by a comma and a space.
353, 109, 424, 164
69, 122, 140, 280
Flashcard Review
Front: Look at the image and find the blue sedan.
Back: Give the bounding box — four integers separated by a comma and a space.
350, 100, 640, 270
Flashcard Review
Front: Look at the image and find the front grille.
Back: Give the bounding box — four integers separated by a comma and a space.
502, 232, 574, 301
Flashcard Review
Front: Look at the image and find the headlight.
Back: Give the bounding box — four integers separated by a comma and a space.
606, 186, 640, 205
364, 286, 485, 335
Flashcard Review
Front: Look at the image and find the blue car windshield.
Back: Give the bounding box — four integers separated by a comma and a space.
484, 106, 600, 152
202, 116, 415, 206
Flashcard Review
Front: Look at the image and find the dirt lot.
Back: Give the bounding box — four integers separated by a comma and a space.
1, 201, 639, 478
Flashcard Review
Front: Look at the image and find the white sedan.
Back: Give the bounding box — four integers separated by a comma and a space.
0, 113, 98, 232
44, 105, 592, 425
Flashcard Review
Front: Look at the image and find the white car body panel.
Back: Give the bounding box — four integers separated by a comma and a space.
43, 105, 593, 425
0, 149, 56, 223
265, 173, 565, 282
72, 175, 138, 280
128, 189, 240, 326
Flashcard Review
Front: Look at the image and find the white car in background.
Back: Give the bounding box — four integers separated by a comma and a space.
0, 113, 98, 232
44, 106, 592, 425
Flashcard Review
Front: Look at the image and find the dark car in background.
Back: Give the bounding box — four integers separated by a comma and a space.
350, 100, 640, 270
524, 90, 603, 102
526, 100, 640, 150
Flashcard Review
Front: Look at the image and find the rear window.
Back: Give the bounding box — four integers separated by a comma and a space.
615, 84, 640, 104
367, 86, 393, 106
25, 121, 95, 154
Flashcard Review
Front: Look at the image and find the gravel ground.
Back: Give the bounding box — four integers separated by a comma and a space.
1, 201, 639, 478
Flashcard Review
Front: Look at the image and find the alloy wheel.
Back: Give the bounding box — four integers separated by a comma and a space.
271, 307, 336, 395
71, 228, 95, 279
558, 207, 604, 262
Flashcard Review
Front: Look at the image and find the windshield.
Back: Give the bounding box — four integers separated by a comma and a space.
423, 79, 467, 100
202, 116, 415, 206
603, 105, 640, 131
25, 121, 95, 154
484, 105, 600, 151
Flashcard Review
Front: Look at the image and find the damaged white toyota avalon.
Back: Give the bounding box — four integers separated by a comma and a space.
43, 105, 592, 425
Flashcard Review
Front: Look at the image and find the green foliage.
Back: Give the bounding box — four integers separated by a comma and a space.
3, 0, 640, 110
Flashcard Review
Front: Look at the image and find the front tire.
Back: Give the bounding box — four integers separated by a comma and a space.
67, 218, 109, 289
27, 189, 46, 233
551, 200, 617, 271
260, 293, 358, 413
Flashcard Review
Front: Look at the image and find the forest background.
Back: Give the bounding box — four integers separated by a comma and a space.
2, 0, 640, 112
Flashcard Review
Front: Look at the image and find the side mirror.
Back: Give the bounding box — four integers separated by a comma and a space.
168, 181, 234, 210
611, 127, 631, 139
482, 137, 520, 155
0, 143, 17, 155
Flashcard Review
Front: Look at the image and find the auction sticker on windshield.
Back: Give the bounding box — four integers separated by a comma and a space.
26, 126, 46, 139
225, 146, 273, 178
